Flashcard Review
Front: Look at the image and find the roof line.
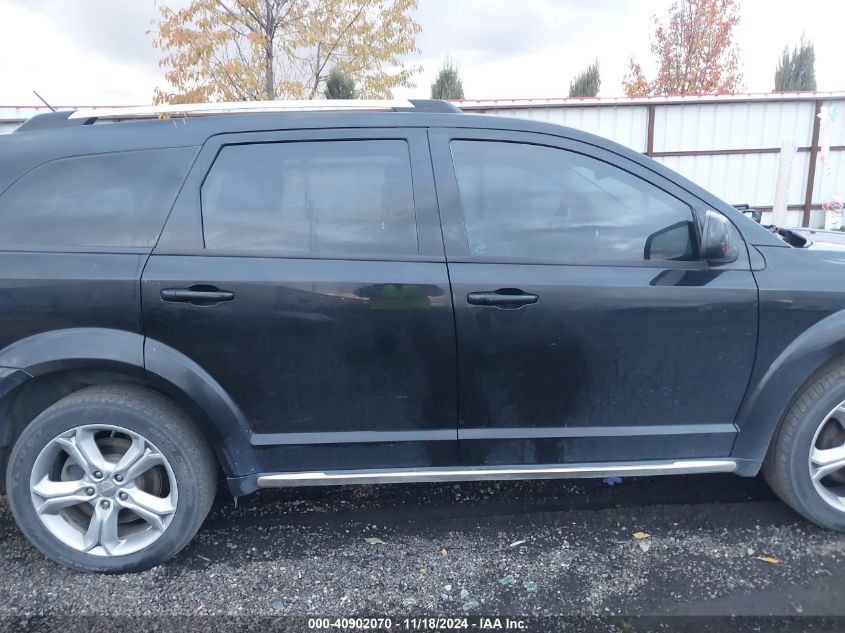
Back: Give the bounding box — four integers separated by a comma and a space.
453, 91, 845, 109
0, 105, 140, 110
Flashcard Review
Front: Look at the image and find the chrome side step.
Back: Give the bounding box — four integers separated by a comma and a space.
256, 459, 737, 488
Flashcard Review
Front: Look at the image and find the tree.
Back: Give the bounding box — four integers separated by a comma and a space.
152, 0, 421, 104
568, 60, 600, 97
774, 37, 817, 91
623, 0, 743, 96
430, 58, 464, 100
324, 67, 356, 98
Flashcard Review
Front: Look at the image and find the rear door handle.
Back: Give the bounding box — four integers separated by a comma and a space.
160, 286, 234, 305
467, 289, 539, 309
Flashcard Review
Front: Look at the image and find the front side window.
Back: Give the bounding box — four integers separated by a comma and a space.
202, 140, 418, 256
450, 140, 697, 263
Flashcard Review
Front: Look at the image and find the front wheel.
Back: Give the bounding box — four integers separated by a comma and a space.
764, 359, 845, 531
6, 385, 217, 573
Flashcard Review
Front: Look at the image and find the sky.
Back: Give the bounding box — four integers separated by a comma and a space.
0, 0, 843, 106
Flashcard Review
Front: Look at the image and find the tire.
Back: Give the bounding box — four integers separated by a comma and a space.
6, 384, 216, 573
764, 358, 845, 531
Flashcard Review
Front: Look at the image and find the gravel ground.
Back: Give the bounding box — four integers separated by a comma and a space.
1, 473, 844, 627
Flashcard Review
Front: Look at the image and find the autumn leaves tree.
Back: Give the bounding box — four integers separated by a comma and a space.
152, 0, 421, 103
623, 0, 743, 96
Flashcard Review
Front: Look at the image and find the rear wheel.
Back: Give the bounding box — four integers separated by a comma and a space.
6, 385, 216, 572
764, 359, 845, 531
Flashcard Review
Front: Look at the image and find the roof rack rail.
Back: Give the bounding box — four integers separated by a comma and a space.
67, 98, 460, 122
14, 110, 78, 132
407, 99, 462, 113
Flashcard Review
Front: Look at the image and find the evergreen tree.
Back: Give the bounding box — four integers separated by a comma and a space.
431, 59, 465, 100
324, 68, 356, 99
774, 38, 817, 91
569, 60, 601, 97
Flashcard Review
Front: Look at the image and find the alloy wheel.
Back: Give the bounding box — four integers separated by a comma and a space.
809, 403, 845, 513
29, 424, 178, 557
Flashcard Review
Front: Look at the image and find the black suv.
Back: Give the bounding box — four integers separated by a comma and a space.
2, 99, 844, 573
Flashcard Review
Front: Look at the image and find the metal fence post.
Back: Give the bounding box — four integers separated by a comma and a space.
646, 105, 656, 157
803, 100, 823, 227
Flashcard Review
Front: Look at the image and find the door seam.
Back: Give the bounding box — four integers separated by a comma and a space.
426, 127, 461, 464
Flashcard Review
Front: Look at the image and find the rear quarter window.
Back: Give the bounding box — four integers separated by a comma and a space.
0, 147, 196, 249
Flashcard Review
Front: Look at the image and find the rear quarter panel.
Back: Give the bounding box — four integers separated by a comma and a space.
0, 252, 146, 358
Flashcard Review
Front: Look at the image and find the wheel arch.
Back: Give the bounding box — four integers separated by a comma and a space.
0, 328, 258, 490
732, 309, 845, 472
143, 337, 258, 481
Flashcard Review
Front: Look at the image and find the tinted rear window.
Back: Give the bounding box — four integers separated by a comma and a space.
0, 147, 196, 248
201, 140, 419, 256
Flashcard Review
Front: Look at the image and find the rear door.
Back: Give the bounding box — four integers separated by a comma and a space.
429, 128, 758, 467
142, 128, 457, 473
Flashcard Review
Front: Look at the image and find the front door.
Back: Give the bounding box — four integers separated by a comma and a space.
429, 128, 758, 466
142, 128, 457, 473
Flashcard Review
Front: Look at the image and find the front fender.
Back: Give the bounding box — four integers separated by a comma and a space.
732, 309, 845, 469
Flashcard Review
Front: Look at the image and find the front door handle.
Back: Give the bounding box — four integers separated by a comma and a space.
467, 289, 539, 309
160, 286, 234, 305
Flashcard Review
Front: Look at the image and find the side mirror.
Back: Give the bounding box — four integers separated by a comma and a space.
743, 209, 762, 223
701, 210, 739, 263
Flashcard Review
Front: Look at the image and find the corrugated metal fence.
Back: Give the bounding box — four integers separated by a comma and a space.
459, 93, 845, 228
3, 94, 844, 228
